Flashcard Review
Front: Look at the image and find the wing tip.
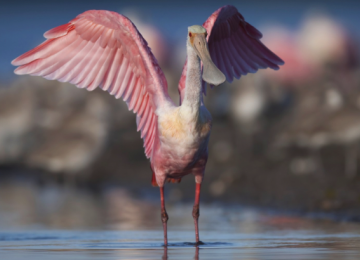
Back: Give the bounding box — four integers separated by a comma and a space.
11, 55, 27, 66
43, 23, 75, 39
271, 65, 280, 71
270, 57, 285, 67
13, 66, 27, 75
11, 58, 19, 66
277, 59, 285, 66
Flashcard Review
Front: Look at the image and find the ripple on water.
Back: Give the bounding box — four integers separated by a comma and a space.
1, 230, 360, 260
1, 184, 360, 259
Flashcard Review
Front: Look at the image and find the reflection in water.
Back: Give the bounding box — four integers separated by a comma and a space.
1, 230, 360, 260
1, 181, 360, 259
162, 246, 168, 260
104, 188, 159, 230
3, 180, 360, 234
162, 244, 200, 260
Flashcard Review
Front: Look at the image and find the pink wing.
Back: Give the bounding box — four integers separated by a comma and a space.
178, 5, 284, 104
12, 10, 172, 159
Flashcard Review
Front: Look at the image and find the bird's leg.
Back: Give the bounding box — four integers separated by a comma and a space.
160, 186, 169, 246
162, 246, 168, 260
192, 182, 202, 244
194, 246, 200, 260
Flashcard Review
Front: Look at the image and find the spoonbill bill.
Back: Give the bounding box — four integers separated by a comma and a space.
11, 5, 283, 245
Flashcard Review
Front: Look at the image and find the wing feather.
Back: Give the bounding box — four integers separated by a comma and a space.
44, 36, 86, 78
43, 22, 75, 39
61, 40, 97, 82
217, 35, 234, 81
12, 35, 74, 66
99, 28, 112, 48
101, 48, 121, 90
222, 37, 240, 79
233, 31, 264, 70
123, 72, 136, 101
49, 40, 90, 80
90, 24, 105, 42
109, 53, 126, 95
80, 45, 109, 88
237, 31, 271, 69
145, 115, 156, 147
227, 36, 247, 75
143, 113, 154, 137
128, 77, 141, 110
137, 94, 149, 121
88, 46, 115, 90
115, 65, 132, 99
73, 44, 104, 87
178, 5, 284, 104
79, 22, 97, 40
224, 37, 244, 77
75, 20, 92, 35
139, 103, 151, 135
12, 10, 173, 160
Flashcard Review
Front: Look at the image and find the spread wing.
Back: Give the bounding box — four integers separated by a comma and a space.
12, 10, 173, 159
178, 5, 284, 104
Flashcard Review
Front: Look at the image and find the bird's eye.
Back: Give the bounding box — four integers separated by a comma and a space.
205, 32, 208, 37
189, 32, 192, 37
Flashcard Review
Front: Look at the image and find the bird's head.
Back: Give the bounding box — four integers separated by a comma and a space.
187, 25, 226, 86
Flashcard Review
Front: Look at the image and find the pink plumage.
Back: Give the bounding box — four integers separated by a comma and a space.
11, 6, 283, 246
12, 10, 170, 160
178, 5, 284, 104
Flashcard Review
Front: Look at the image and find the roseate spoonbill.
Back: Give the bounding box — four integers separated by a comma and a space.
11, 5, 283, 245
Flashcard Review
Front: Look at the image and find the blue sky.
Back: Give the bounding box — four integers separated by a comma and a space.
2, 0, 359, 82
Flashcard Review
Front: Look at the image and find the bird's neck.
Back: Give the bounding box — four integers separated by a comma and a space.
182, 45, 202, 114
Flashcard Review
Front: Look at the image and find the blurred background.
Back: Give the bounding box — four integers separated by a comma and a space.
1, 0, 360, 230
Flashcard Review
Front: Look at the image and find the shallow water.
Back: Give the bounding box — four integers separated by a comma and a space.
1, 229, 360, 260
1, 182, 360, 259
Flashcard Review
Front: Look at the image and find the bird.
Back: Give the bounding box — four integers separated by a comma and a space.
11, 5, 283, 245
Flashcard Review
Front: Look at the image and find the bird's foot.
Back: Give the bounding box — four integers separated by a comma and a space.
195, 240, 204, 246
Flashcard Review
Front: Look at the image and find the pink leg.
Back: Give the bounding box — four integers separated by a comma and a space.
160, 186, 168, 246
162, 246, 168, 260
193, 182, 202, 244
194, 246, 199, 260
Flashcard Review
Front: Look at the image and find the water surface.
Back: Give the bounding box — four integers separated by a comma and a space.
1, 182, 360, 259
1, 229, 360, 260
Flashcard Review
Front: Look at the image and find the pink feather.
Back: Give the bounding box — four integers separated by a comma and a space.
11, 10, 171, 160
178, 5, 284, 104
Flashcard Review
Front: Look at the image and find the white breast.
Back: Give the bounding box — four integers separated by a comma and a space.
157, 106, 211, 158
